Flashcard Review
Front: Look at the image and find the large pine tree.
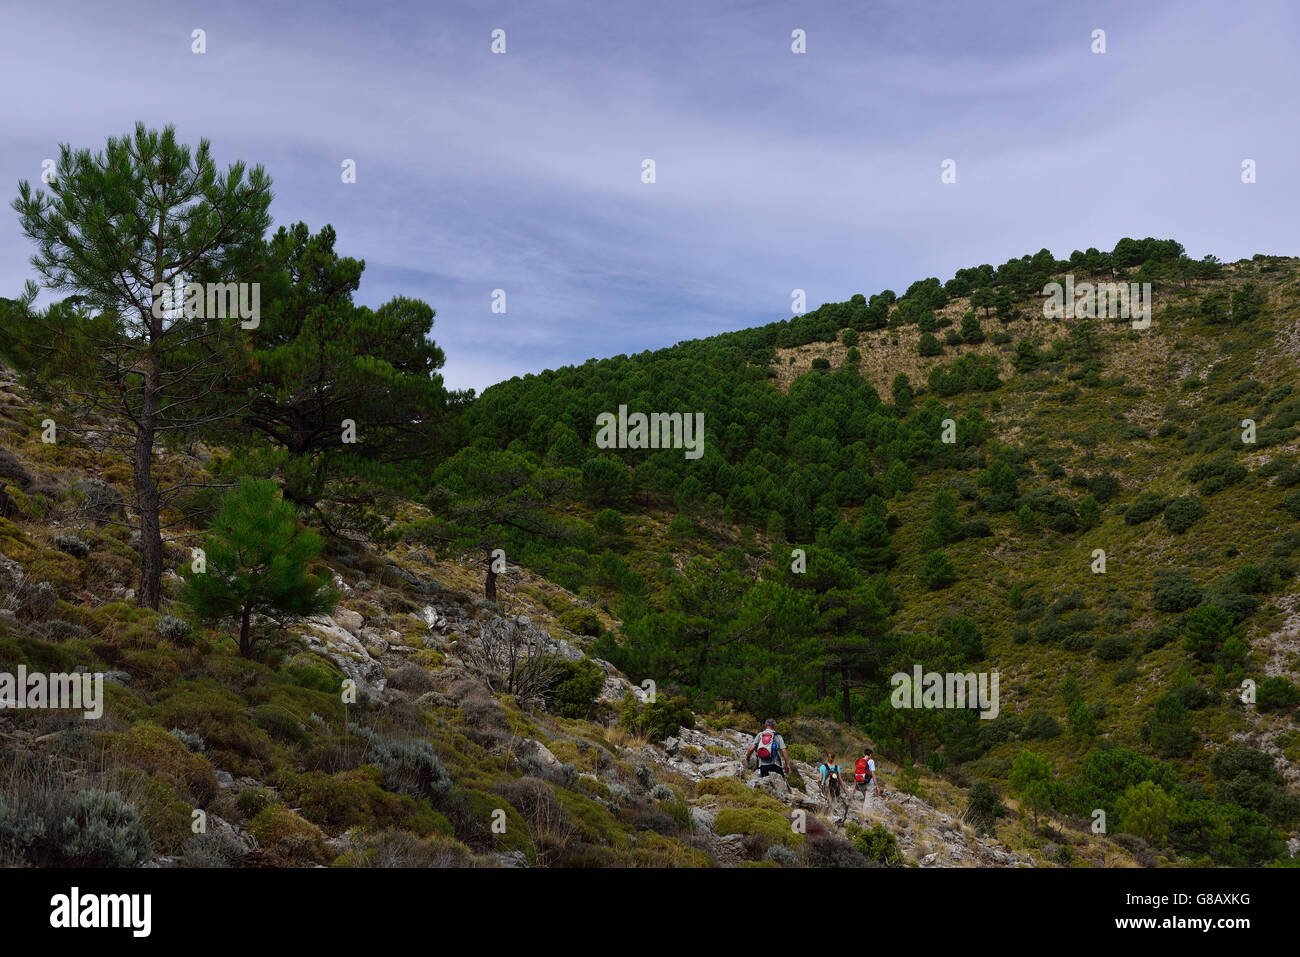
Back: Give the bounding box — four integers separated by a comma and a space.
10, 124, 271, 607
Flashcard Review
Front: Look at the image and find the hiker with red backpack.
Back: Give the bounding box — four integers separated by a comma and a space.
745, 718, 791, 777
852, 746, 882, 811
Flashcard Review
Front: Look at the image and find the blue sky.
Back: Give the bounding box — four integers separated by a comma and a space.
1, 0, 1296, 392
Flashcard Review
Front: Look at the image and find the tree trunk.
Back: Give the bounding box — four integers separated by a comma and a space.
484, 547, 497, 602
134, 359, 163, 609
840, 666, 851, 724
239, 605, 252, 657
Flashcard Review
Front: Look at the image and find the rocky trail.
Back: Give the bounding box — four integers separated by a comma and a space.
294, 574, 1038, 867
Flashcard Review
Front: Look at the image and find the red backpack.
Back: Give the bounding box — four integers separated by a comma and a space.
756, 729, 777, 760
855, 756, 872, 784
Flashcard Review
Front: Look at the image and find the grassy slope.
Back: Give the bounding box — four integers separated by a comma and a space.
1, 255, 1297, 867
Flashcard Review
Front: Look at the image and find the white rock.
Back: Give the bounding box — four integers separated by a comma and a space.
698, 761, 744, 779
334, 607, 364, 636
690, 807, 715, 831
303, 616, 386, 695
523, 739, 560, 768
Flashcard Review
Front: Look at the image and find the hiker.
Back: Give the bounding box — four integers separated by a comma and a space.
745, 718, 790, 777
819, 751, 848, 817
818, 751, 842, 790
852, 746, 881, 812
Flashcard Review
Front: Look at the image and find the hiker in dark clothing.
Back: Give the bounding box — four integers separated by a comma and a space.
745, 718, 791, 776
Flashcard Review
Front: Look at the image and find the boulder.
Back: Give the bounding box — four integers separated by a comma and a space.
208, 814, 256, 856
522, 739, 560, 768
361, 629, 389, 656
0, 447, 33, 489
690, 807, 716, 832
698, 761, 744, 779
383, 558, 442, 595
333, 606, 364, 636
752, 773, 790, 798
302, 616, 386, 695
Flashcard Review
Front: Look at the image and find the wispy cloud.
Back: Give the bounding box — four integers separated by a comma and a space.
1, 0, 1296, 391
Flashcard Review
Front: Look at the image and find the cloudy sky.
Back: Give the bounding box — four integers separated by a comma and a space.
1, 0, 1295, 392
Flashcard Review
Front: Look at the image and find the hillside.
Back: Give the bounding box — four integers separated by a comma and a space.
0, 364, 1047, 867
3, 239, 1299, 868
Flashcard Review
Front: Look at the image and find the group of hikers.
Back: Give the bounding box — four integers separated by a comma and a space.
744, 717, 881, 820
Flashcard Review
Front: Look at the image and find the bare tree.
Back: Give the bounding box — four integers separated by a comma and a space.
458, 616, 562, 710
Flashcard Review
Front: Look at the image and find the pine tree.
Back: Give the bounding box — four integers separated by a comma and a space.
234, 222, 453, 535
182, 478, 338, 657
10, 124, 272, 608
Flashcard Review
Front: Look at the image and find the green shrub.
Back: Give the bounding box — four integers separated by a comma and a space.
350, 724, 453, 803
332, 830, 472, 868
1183, 605, 1238, 663
1124, 494, 1168, 525
1152, 569, 1202, 612
1142, 622, 1181, 652
846, 821, 905, 866
802, 834, 871, 868
1117, 781, 1177, 845
276, 766, 448, 834
548, 658, 605, 719
617, 691, 695, 741
786, 742, 822, 764
964, 781, 1008, 834
557, 606, 602, 637
1024, 711, 1060, 740
1163, 495, 1207, 534
1113, 663, 1139, 686
1174, 684, 1212, 710
1209, 747, 1300, 825
182, 830, 247, 868
714, 807, 804, 847
1142, 693, 1195, 757
236, 786, 279, 819
157, 615, 193, 642
920, 552, 957, 589
248, 804, 329, 864
763, 844, 799, 866
101, 722, 218, 805
1095, 634, 1134, 662
695, 778, 785, 810
0, 787, 153, 867
593, 508, 626, 538
1257, 677, 1300, 712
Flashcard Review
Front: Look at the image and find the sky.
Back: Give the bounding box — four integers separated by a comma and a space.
0, 0, 1296, 393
